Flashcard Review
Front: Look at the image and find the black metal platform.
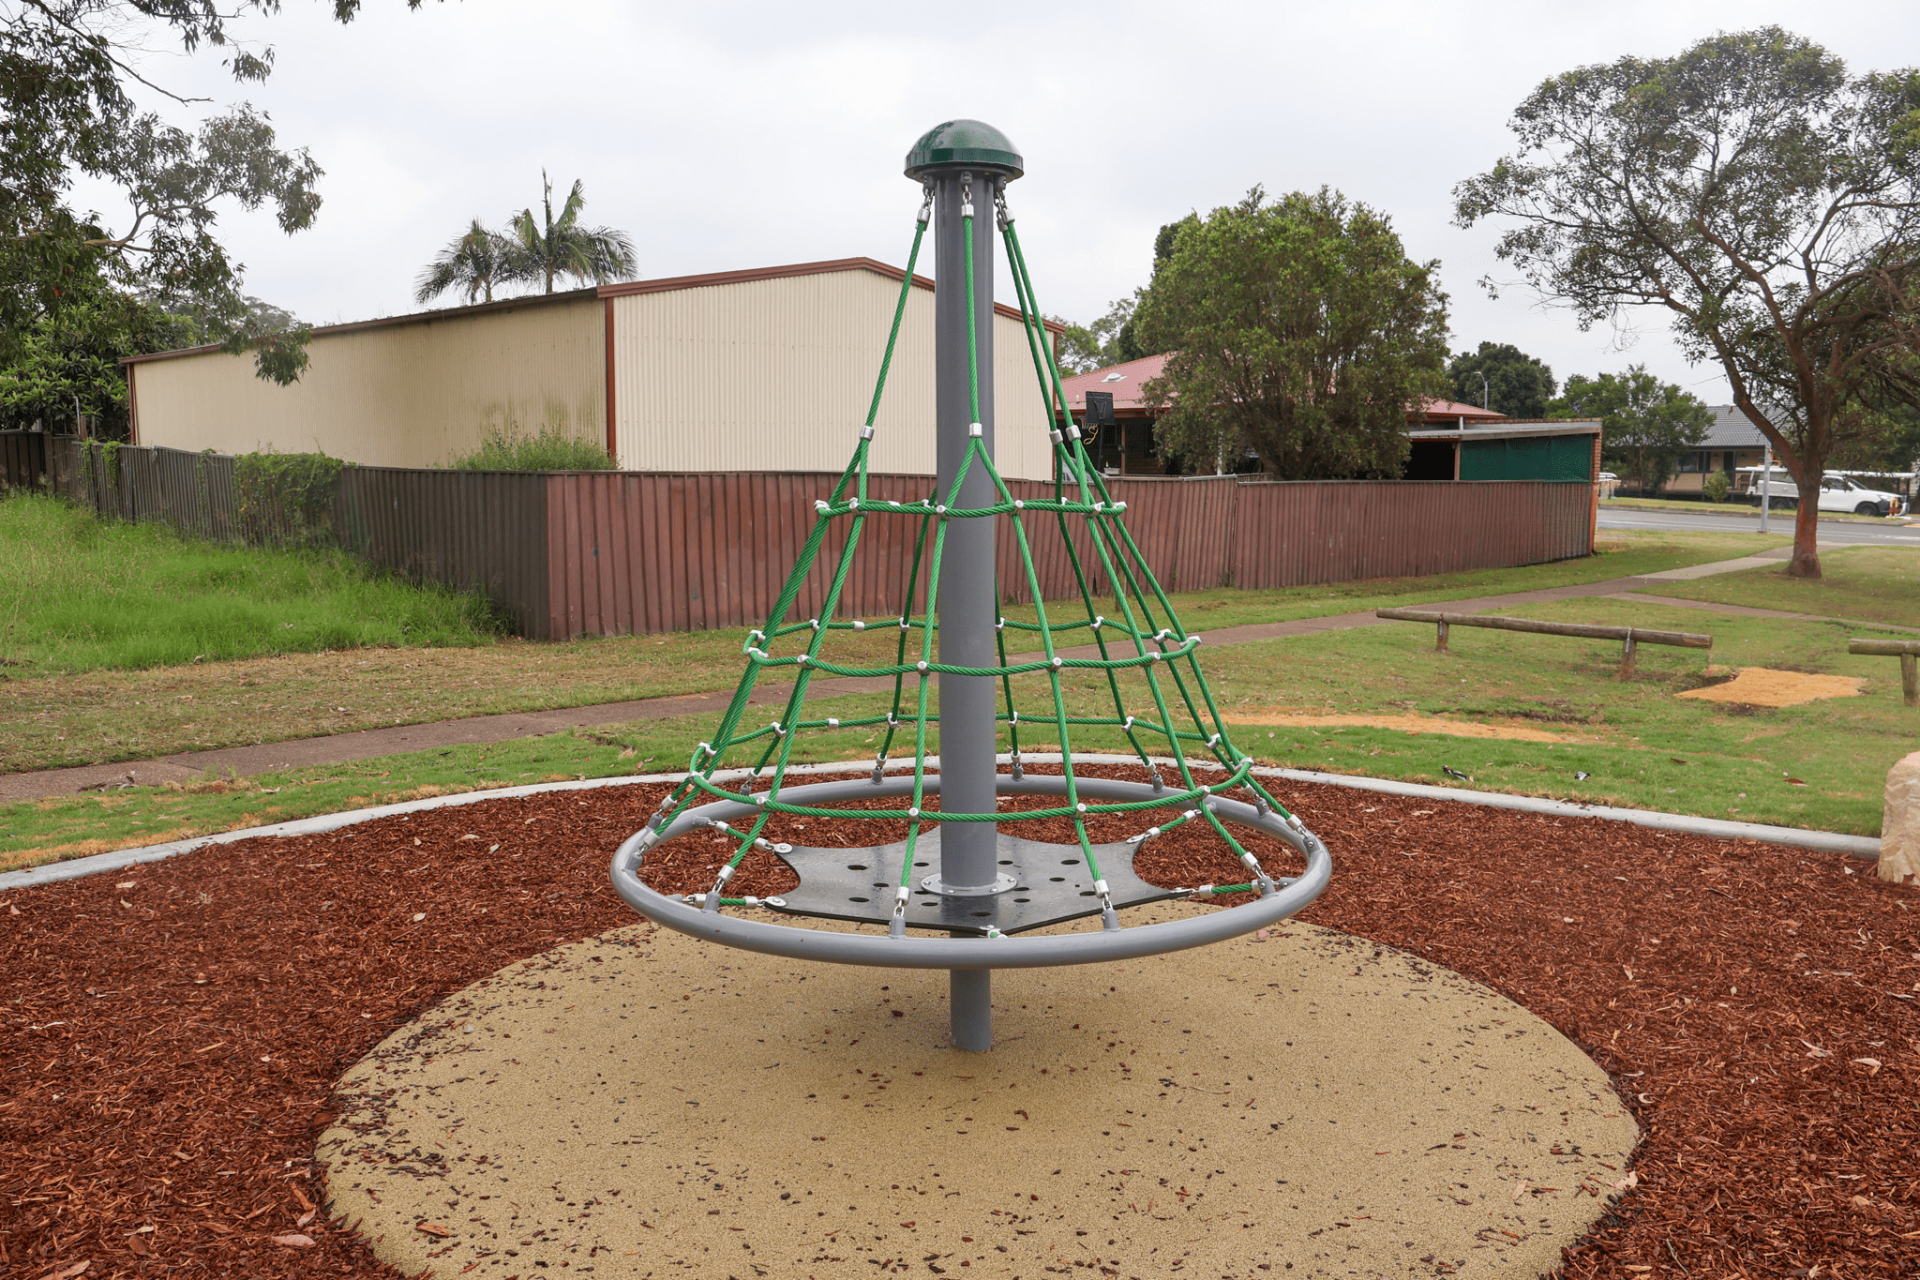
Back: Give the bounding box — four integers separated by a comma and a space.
768, 828, 1179, 936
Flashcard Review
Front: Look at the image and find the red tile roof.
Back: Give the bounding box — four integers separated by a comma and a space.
1059, 354, 1171, 413
1413, 398, 1506, 423
1061, 363, 1511, 424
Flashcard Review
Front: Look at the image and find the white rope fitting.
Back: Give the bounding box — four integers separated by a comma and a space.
1049, 428, 1063, 443
861, 424, 875, 440
753, 837, 772, 851
1092, 501, 1106, 513
969, 422, 983, 438
740, 895, 760, 906
907, 807, 921, 818
1287, 814, 1305, 832
935, 504, 947, 515
916, 660, 929, 672
1122, 715, 1135, 729
773, 842, 792, 854
808, 618, 821, 631
794, 654, 809, 666
716, 865, 734, 883
750, 793, 766, 806
1066, 424, 1082, 440
826, 716, 840, 727
996, 616, 1006, 630
689, 892, 707, 905
1051, 656, 1064, 667
747, 646, 768, 660
1199, 784, 1212, 795
1008, 711, 1019, 724
1183, 808, 1200, 820
749, 629, 765, 642
1195, 883, 1214, 894
1240, 852, 1262, 871
986, 926, 1004, 939
899, 616, 910, 630
886, 713, 898, 726
1075, 802, 1088, 813
1094, 879, 1110, 896
851, 620, 866, 631
848, 498, 860, 510
1012, 498, 1024, 510
1191, 634, 1203, 646
770, 721, 785, 735
1145, 652, 1159, 663
895, 886, 911, 902
1113, 501, 1127, 512
1147, 824, 1162, 839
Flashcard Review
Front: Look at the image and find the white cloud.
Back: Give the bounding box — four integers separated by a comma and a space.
86, 0, 1920, 398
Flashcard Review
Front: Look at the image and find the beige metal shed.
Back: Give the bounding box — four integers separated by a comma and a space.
123, 258, 1063, 480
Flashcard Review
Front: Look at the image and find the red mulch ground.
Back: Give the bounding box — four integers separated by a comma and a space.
3, 766, 1916, 1280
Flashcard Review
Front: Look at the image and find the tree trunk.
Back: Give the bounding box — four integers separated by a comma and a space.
1787, 488, 1823, 578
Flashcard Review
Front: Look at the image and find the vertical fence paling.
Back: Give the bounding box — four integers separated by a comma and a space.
5, 436, 1596, 640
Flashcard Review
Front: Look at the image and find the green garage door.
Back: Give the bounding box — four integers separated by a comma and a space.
1459, 434, 1593, 482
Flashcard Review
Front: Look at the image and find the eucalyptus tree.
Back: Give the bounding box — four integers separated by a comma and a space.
507, 172, 638, 294
0, 0, 433, 386
1455, 27, 1920, 577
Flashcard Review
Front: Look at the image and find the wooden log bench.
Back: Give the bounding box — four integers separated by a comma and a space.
1847, 638, 1920, 707
1375, 608, 1713, 679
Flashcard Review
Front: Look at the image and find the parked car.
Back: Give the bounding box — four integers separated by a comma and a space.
1736, 467, 1906, 516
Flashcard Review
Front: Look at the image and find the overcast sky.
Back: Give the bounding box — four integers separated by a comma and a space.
106, 0, 1920, 405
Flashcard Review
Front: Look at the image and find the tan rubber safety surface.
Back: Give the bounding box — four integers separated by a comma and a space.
318, 908, 1637, 1280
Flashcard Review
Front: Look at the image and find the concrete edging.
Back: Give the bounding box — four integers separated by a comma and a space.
0, 753, 1878, 894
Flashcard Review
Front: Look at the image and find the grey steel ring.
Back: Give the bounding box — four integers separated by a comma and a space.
608, 770, 1331, 969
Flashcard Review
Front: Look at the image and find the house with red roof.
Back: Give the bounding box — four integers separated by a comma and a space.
1060, 357, 1598, 484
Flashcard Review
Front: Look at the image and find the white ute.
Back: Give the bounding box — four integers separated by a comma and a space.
1738, 467, 1906, 517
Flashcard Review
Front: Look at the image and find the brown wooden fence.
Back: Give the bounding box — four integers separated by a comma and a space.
24, 435, 1596, 639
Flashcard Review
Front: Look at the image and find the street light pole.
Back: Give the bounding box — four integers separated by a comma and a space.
1760, 443, 1772, 534
1477, 370, 1489, 412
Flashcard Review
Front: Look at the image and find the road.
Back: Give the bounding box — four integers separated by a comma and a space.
1598, 506, 1920, 547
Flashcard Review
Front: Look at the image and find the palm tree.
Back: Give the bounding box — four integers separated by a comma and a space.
508, 171, 638, 294
414, 218, 517, 306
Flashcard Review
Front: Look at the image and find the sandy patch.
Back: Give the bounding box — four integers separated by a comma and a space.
319, 908, 1635, 1280
1222, 707, 1590, 743
1676, 667, 1864, 708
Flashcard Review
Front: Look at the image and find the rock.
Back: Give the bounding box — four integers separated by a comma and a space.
1880, 751, 1920, 885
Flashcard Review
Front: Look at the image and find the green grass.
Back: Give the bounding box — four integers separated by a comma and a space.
1, 525, 1785, 774
0, 493, 502, 675
8, 592, 1915, 869
1629, 545, 1920, 629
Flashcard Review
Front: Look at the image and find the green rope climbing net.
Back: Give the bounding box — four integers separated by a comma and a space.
643, 178, 1302, 917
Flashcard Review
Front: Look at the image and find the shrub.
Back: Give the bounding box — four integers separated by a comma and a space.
450, 427, 614, 471
234, 450, 347, 546
1702, 470, 1731, 503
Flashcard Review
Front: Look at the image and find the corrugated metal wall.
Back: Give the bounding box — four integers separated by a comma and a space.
336, 468, 550, 636
0, 431, 50, 490
26, 437, 1596, 642
129, 295, 607, 468
609, 271, 1056, 481
541, 473, 1596, 638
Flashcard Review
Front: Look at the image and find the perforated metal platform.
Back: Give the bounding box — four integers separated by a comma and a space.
767, 829, 1179, 936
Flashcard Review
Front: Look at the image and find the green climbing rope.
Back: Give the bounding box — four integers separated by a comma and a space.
645, 180, 1299, 911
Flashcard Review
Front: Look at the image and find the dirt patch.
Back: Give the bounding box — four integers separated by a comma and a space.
1223, 705, 1597, 743
2, 769, 1915, 1278
1676, 666, 1865, 707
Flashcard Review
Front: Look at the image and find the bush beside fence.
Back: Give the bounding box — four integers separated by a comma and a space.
6, 433, 1596, 640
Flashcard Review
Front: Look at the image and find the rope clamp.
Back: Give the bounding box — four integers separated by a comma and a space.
969, 422, 983, 438
861, 424, 875, 440
851, 620, 866, 631
813, 499, 828, 512
916, 660, 929, 672
1012, 499, 1024, 510
848, 497, 860, 510
1051, 656, 1064, 668
1049, 429, 1063, 444
826, 716, 840, 727
996, 616, 1006, 630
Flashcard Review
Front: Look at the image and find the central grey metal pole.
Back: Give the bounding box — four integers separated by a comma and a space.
907, 122, 1022, 1052
932, 167, 997, 1052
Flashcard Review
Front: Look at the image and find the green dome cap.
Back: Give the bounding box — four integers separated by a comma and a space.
904, 120, 1024, 180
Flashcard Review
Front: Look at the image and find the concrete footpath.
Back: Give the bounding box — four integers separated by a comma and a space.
7, 546, 1906, 807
